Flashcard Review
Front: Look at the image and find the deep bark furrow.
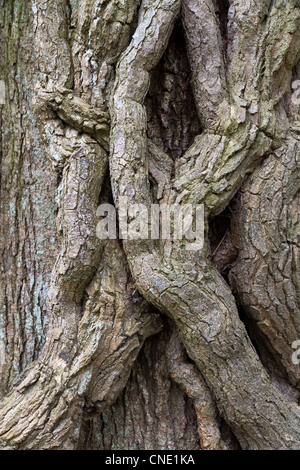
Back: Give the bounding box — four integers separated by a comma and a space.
0, 0, 300, 451
0, 0, 162, 450
110, 0, 300, 449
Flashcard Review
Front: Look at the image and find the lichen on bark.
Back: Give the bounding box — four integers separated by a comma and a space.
0, 0, 300, 450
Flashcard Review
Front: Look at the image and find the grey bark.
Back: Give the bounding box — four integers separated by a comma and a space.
0, 0, 300, 450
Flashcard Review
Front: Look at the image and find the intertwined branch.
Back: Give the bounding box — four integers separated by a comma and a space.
109, 0, 300, 449
1, 0, 300, 451
0, 0, 161, 449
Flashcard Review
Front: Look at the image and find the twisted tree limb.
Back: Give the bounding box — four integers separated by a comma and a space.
1, 0, 300, 451
109, 0, 300, 449
166, 329, 228, 450
0, 0, 162, 450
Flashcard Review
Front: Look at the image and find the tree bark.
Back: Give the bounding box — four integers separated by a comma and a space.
0, 0, 300, 450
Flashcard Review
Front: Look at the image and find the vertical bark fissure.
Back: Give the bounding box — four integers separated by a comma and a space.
109, 0, 300, 449
0, 0, 162, 450
0, 0, 300, 451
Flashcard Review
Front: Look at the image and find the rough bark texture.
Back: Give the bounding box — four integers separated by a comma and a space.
0, 0, 300, 450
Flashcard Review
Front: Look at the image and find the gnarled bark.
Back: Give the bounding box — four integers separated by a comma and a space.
0, 0, 300, 451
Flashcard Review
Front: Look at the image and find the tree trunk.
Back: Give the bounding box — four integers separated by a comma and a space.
0, 0, 299, 450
